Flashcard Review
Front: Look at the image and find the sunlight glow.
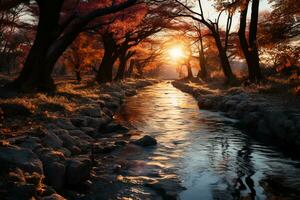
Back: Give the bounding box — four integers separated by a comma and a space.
169, 46, 185, 60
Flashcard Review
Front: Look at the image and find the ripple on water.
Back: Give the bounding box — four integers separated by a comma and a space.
115, 82, 300, 199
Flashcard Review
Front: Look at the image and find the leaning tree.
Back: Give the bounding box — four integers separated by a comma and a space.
94, 0, 181, 83
7, 0, 138, 92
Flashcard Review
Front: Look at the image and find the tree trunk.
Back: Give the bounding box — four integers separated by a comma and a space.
74, 63, 81, 83
214, 32, 236, 84
115, 55, 127, 81
186, 61, 194, 79
115, 48, 128, 81
249, 0, 263, 81
197, 27, 207, 79
238, 0, 262, 82
75, 70, 81, 83
197, 48, 207, 79
126, 59, 135, 78
9, 0, 62, 92
96, 33, 118, 83
96, 50, 117, 83
115, 49, 134, 81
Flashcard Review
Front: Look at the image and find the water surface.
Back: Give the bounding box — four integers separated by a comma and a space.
115, 82, 300, 199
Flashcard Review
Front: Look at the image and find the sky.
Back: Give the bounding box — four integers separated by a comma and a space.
196, 0, 272, 30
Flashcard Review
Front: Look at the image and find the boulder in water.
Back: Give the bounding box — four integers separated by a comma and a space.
133, 135, 157, 147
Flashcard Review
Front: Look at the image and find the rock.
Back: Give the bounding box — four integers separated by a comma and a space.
99, 94, 113, 101
109, 91, 124, 98
43, 131, 63, 149
76, 106, 104, 118
41, 186, 56, 197
70, 117, 87, 127
37, 148, 65, 166
7, 168, 26, 183
81, 127, 97, 138
44, 161, 66, 190
19, 136, 42, 150
6, 169, 42, 199
25, 172, 43, 186
102, 107, 114, 117
68, 130, 94, 142
219, 99, 237, 112
54, 130, 88, 153
113, 164, 122, 173
199, 98, 214, 109
0, 103, 32, 117
97, 99, 106, 107
133, 135, 157, 147
145, 180, 186, 200
0, 108, 4, 121
104, 101, 120, 110
39, 102, 66, 112
115, 141, 127, 146
135, 80, 151, 88
55, 130, 77, 149
101, 122, 129, 134
85, 116, 109, 129
125, 89, 137, 96
93, 144, 118, 154
57, 147, 72, 157
66, 158, 92, 186
0, 145, 43, 174
42, 193, 66, 200
9, 182, 37, 199
55, 118, 76, 130
68, 145, 81, 155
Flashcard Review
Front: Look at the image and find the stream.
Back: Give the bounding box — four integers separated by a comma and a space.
112, 82, 300, 200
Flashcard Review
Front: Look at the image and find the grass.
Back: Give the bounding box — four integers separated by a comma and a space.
0, 77, 103, 138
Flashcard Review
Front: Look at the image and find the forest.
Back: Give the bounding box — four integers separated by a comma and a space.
0, 0, 299, 199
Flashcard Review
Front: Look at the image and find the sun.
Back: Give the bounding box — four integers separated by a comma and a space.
169, 46, 184, 60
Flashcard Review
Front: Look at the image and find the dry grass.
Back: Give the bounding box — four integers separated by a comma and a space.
57, 82, 100, 99
0, 98, 36, 113
0, 79, 103, 138
0, 79, 102, 119
34, 93, 74, 112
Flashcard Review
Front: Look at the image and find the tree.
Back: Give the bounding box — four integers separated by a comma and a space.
192, 23, 208, 79
257, 3, 299, 80
174, 0, 237, 84
95, 0, 179, 83
93, 3, 147, 83
62, 33, 101, 83
197, 30, 207, 79
7, 0, 138, 92
258, 1, 299, 44
127, 39, 162, 78
0, 4, 31, 73
113, 22, 166, 81
115, 48, 135, 81
238, 0, 263, 82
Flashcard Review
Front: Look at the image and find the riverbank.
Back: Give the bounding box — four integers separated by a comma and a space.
172, 80, 300, 155
0, 78, 159, 199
